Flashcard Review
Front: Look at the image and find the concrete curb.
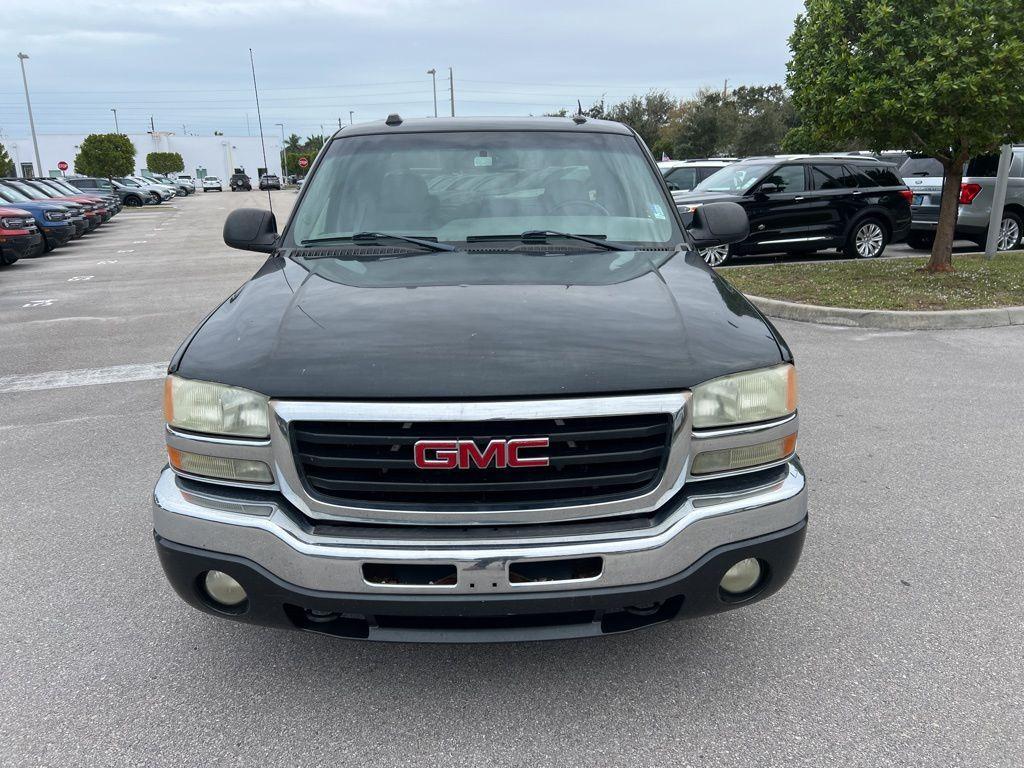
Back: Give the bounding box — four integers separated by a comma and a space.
748, 295, 1024, 330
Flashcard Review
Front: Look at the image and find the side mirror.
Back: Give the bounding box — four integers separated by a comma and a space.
687, 201, 750, 248
224, 208, 278, 253
755, 183, 780, 197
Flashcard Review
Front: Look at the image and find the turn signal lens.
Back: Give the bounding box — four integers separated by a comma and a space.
167, 446, 273, 483
692, 364, 797, 429
692, 433, 797, 475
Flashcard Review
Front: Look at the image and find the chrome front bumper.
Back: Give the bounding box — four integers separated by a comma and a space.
153, 459, 807, 597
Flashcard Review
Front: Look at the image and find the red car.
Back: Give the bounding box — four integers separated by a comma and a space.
0, 206, 43, 265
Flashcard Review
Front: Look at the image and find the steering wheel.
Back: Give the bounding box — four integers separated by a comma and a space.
550, 199, 611, 216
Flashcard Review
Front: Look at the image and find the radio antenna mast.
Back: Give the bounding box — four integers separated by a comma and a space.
249, 48, 273, 216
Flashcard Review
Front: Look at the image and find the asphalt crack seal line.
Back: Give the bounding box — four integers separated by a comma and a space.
0, 363, 168, 393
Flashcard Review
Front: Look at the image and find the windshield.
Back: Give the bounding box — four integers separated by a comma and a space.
693, 163, 777, 193
286, 130, 679, 248
0, 184, 33, 203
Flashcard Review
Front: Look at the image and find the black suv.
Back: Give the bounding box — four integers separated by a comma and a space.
675, 156, 912, 266
229, 172, 252, 191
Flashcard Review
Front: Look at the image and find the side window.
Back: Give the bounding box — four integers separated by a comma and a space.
1010, 154, 1024, 178
77, 179, 96, 189
811, 165, 845, 190
965, 154, 1000, 177
663, 167, 697, 191
763, 165, 806, 193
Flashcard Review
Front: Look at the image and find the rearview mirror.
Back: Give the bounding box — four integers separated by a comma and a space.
687, 201, 750, 249
224, 208, 278, 253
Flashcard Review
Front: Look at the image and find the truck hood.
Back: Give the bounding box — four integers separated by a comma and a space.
174, 249, 788, 399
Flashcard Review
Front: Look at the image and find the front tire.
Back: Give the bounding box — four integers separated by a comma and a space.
846, 219, 887, 259
0, 250, 18, 266
124, 195, 143, 208
699, 244, 731, 267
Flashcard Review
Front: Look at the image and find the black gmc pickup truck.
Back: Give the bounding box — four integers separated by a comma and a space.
154, 116, 807, 642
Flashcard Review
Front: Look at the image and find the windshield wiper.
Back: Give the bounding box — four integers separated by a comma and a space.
467, 231, 629, 251
299, 232, 457, 252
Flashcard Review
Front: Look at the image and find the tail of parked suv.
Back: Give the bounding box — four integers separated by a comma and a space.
902, 149, 1024, 251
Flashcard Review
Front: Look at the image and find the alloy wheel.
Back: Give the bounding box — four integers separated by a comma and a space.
997, 216, 1021, 251
700, 245, 730, 267
855, 222, 884, 258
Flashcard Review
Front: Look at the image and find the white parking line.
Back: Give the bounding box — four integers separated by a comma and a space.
0, 362, 168, 393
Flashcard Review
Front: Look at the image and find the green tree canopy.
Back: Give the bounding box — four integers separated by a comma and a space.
0, 142, 13, 177
75, 134, 136, 178
788, 0, 1024, 270
284, 133, 302, 153
146, 151, 184, 175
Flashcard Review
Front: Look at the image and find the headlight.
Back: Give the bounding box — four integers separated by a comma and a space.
164, 375, 270, 438
44, 210, 67, 221
0, 217, 29, 229
692, 364, 796, 429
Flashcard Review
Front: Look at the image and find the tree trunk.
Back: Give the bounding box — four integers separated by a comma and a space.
926, 155, 967, 272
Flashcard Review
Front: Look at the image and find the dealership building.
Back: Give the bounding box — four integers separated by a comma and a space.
4, 132, 285, 180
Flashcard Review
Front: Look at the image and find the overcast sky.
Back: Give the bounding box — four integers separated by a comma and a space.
0, 0, 805, 141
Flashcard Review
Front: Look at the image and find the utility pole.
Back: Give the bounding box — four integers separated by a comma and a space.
448, 66, 455, 117
150, 115, 155, 132
427, 68, 438, 117
722, 79, 729, 99
338, 117, 343, 130
111, 108, 120, 133
245, 113, 251, 136
349, 110, 354, 125
17, 53, 42, 177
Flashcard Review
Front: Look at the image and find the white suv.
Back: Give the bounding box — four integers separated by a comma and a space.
658, 159, 737, 195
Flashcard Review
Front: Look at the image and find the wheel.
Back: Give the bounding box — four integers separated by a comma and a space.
699, 244, 731, 267
906, 232, 933, 250
846, 219, 887, 258
149, 192, 162, 205
996, 211, 1022, 251
0, 250, 18, 266
124, 195, 143, 207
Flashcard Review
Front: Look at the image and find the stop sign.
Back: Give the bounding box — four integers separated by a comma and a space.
298, 157, 309, 169
57, 161, 69, 171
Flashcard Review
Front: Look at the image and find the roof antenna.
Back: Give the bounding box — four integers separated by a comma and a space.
249, 47, 273, 218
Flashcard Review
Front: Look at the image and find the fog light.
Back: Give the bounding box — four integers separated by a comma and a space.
720, 558, 762, 595
203, 570, 247, 607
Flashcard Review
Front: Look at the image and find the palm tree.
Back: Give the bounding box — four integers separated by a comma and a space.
284, 133, 302, 153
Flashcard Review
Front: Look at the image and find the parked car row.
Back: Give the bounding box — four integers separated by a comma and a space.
0, 176, 123, 267
661, 148, 1023, 266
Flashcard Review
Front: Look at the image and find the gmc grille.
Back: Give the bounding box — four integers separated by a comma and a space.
291, 414, 672, 509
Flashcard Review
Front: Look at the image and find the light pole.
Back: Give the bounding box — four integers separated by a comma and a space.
275, 122, 287, 180
448, 66, 455, 117
349, 110, 354, 125
111, 108, 119, 133
427, 69, 438, 117
17, 53, 42, 177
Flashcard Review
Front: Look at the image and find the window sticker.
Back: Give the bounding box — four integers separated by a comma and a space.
649, 203, 667, 220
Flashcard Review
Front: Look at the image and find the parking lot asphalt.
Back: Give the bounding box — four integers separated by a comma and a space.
1, 192, 1022, 767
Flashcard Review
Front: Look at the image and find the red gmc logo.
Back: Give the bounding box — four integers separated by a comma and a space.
413, 438, 550, 470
